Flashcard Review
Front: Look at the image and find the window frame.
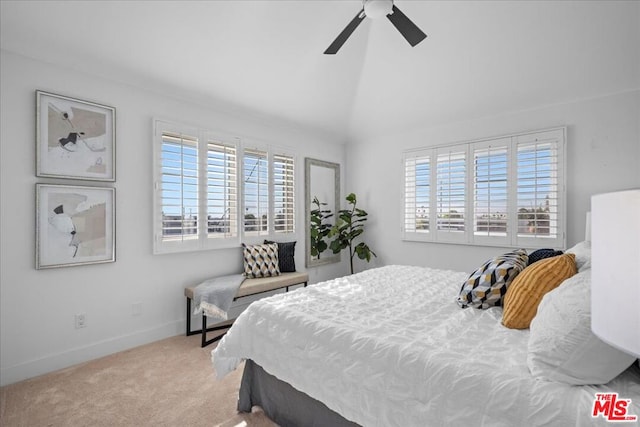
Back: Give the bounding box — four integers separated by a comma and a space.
153, 119, 296, 254
402, 127, 566, 249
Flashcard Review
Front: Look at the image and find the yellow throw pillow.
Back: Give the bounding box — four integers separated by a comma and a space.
502, 253, 577, 329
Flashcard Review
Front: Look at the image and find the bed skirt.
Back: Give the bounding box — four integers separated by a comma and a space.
238, 359, 360, 427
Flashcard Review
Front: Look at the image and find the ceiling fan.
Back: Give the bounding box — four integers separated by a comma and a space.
324, 0, 427, 55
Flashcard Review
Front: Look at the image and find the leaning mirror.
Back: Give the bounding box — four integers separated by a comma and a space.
305, 158, 340, 268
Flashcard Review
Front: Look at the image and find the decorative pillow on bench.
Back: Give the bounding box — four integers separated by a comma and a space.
264, 240, 296, 273
242, 243, 280, 278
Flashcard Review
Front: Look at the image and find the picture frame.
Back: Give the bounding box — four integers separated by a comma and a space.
36, 184, 115, 269
36, 90, 116, 181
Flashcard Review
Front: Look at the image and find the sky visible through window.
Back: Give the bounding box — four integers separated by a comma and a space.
206, 142, 236, 236
410, 143, 556, 237
161, 136, 198, 237
243, 150, 268, 233
160, 134, 295, 239
161, 135, 238, 238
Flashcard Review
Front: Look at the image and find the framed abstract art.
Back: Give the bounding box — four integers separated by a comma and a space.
36, 184, 115, 269
36, 90, 116, 181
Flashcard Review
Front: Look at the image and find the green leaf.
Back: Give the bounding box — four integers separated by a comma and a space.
348, 229, 364, 239
329, 239, 344, 253
346, 193, 357, 204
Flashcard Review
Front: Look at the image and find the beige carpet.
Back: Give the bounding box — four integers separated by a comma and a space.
0, 334, 278, 427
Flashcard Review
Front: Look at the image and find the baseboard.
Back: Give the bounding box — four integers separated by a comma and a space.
0, 320, 182, 387
1, 286, 305, 386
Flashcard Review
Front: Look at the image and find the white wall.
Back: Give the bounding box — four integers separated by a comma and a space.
0, 50, 348, 386
346, 90, 640, 273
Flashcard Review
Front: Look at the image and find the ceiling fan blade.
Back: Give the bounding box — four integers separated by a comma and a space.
324, 9, 366, 55
386, 5, 426, 47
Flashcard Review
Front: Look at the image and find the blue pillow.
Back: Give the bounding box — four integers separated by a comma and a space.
528, 248, 563, 266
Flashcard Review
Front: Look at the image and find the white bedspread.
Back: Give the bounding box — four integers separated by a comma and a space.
212, 265, 640, 427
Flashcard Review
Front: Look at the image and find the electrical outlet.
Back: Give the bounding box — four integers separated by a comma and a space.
132, 302, 142, 316
75, 313, 87, 329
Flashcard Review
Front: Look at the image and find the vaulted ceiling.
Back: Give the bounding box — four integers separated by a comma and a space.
2, 1, 639, 143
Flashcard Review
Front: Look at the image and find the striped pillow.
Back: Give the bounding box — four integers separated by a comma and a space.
502, 253, 577, 329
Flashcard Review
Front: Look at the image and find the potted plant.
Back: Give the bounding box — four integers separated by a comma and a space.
329, 193, 377, 274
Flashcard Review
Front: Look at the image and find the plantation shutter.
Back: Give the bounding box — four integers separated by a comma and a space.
273, 153, 295, 234
244, 148, 269, 235
402, 128, 565, 248
153, 120, 299, 253
206, 139, 237, 239
436, 146, 467, 242
159, 130, 199, 243
403, 150, 431, 240
515, 129, 564, 247
472, 138, 510, 245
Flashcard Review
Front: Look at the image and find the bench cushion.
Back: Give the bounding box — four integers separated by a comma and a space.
185, 271, 309, 300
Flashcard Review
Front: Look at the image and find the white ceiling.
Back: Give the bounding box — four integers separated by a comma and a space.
1, 0, 639, 143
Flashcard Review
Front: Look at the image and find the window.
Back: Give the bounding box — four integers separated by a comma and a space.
159, 131, 199, 242
243, 148, 268, 234
436, 147, 466, 242
403, 128, 565, 248
403, 151, 430, 237
473, 138, 509, 244
153, 120, 295, 254
206, 139, 238, 239
515, 132, 561, 245
273, 153, 295, 234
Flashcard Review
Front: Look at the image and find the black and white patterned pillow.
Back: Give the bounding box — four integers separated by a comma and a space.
242, 243, 280, 278
457, 249, 529, 309
264, 240, 296, 273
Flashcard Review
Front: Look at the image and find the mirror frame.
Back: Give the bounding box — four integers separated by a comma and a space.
305, 158, 341, 268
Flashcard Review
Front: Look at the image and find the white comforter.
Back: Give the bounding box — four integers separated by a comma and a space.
212, 265, 640, 427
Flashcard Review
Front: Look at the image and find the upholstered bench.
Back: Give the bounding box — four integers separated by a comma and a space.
185, 271, 309, 347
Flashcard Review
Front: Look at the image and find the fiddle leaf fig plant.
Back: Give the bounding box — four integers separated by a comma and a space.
310, 196, 333, 259
329, 193, 377, 274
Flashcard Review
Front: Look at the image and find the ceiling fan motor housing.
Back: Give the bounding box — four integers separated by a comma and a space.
364, 0, 393, 19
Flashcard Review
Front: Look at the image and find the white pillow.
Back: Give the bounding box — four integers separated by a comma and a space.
527, 270, 636, 385
565, 240, 591, 271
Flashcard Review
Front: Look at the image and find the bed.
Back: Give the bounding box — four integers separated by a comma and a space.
212, 251, 640, 426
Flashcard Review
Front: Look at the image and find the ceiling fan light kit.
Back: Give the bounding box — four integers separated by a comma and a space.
324, 0, 427, 55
